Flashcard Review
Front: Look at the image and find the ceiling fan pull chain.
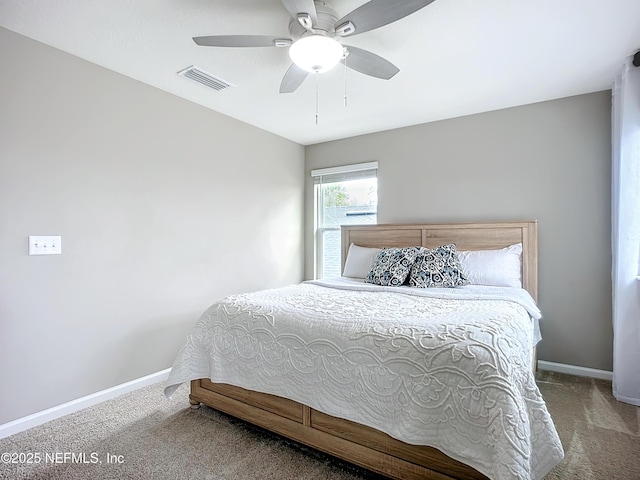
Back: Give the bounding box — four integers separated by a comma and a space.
344, 49, 348, 107
315, 70, 320, 125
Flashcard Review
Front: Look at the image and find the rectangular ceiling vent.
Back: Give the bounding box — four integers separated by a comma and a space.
178, 66, 233, 92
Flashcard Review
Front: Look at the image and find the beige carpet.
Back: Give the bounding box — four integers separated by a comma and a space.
0, 371, 638, 479
537, 371, 640, 480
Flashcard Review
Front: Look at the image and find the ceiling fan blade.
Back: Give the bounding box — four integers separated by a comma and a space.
280, 64, 309, 93
342, 46, 399, 80
335, 0, 436, 37
193, 35, 291, 48
281, 0, 317, 25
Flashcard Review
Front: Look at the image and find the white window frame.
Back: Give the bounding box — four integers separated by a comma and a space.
311, 162, 378, 279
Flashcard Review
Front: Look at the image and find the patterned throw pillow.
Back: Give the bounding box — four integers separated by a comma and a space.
408, 244, 468, 288
365, 247, 419, 287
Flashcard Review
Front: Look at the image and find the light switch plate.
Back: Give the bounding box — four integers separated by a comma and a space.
29, 236, 62, 255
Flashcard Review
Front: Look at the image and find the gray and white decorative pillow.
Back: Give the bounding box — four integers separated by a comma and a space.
365, 247, 419, 287
408, 244, 468, 288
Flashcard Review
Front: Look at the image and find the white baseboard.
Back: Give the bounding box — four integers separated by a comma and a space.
0, 368, 171, 440
538, 360, 613, 381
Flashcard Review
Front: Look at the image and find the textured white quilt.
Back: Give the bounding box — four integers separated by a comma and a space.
165, 279, 564, 480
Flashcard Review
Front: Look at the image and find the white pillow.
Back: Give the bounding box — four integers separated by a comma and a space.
457, 243, 522, 288
343, 243, 382, 279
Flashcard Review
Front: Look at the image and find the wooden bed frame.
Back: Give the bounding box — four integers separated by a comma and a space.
189, 221, 539, 480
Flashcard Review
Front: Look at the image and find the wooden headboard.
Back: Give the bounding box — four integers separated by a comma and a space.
341, 221, 538, 302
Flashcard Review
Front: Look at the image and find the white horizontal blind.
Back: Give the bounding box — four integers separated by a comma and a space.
311, 161, 378, 184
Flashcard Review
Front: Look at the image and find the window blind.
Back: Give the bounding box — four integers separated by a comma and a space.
311, 161, 378, 184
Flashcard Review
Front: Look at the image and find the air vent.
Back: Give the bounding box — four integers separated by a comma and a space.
178, 66, 233, 91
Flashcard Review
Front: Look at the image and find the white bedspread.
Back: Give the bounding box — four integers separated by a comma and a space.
165, 279, 564, 480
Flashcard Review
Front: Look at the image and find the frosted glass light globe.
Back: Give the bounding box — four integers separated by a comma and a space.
289, 35, 343, 73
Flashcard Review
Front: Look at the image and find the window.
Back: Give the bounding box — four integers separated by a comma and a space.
312, 162, 378, 278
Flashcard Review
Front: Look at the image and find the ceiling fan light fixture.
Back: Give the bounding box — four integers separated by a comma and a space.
289, 35, 343, 73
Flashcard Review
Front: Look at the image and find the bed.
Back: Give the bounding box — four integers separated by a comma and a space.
164, 221, 564, 480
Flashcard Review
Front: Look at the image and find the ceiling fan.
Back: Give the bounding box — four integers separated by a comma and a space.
192, 0, 436, 93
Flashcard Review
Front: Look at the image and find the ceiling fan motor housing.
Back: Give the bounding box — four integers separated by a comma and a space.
289, 2, 339, 39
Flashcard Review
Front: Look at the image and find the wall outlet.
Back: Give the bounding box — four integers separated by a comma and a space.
28, 236, 62, 255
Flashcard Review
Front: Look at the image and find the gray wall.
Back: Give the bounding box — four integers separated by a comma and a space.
305, 92, 613, 371
0, 28, 305, 424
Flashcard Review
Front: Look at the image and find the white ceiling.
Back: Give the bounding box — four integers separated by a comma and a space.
1, 0, 639, 145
